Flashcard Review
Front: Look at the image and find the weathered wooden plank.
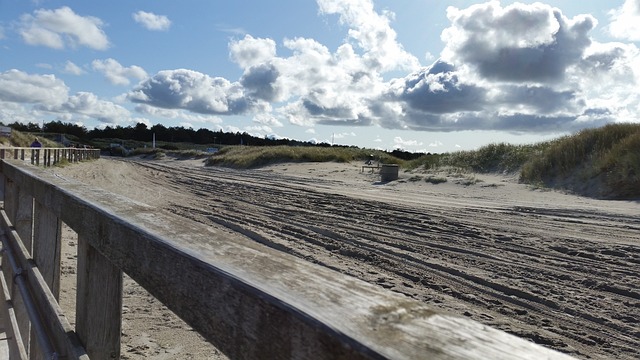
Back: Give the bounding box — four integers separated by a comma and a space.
1, 208, 88, 360
4, 176, 16, 224
32, 201, 62, 299
1, 181, 33, 357
15, 190, 33, 253
0, 245, 29, 360
75, 233, 122, 360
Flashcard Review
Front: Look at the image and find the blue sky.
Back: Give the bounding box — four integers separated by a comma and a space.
1, 1, 639, 152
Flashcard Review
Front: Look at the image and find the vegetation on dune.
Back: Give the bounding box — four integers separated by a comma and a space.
0, 130, 58, 147
402, 123, 640, 199
520, 123, 640, 199
204, 145, 401, 168
404, 142, 545, 174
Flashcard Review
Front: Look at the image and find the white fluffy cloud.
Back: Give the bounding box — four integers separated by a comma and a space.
38, 91, 131, 125
128, 69, 267, 115
441, 1, 596, 83
0, 69, 143, 126
135, 104, 223, 126
253, 113, 283, 127
317, 0, 419, 72
63, 61, 85, 75
608, 0, 640, 41
229, 35, 277, 69
92, 58, 148, 86
18, 7, 109, 50
132, 11, 171, 31
0, 69, 69, 105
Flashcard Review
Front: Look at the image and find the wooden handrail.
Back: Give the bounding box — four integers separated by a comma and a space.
0, 160, 576, 359
0, 147, 100, 167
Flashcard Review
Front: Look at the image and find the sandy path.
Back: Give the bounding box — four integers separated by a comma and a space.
51, 156, 640, 359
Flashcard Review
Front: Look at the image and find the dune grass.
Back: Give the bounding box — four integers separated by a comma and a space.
402, 123, 640, 198
404, 142, 544, 174
204, 145, 401, 168
0, 131, 58, 147
520, 123, 640, 198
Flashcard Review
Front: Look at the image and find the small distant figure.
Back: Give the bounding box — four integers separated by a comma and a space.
30, 137, 42, 148
365, 154, 374, 165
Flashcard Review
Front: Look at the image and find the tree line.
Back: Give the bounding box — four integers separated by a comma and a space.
3, 120, 425, 160
4, 120, 318, 146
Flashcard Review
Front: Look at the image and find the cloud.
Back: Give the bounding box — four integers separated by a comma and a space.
394, 136, 423, 148
18, 6, 109, 50
0, 101, 39, 125
339, 132, 356, 138
253, 113, 283, 127
386, 60, 486, 114
317, 0, 419, 72
128, 69, 266, 115
38, 91, 131, 124
441, 1, 596, 83
63, 60, 85, 75
92, 58, 148, 86
229, 35, 277, 69
132, 11, 171, 31
0, 69, 68, 105
240, 63, 281, 102
135, 104, 223, 126
608, 0, 640, 41
245, 124, 274, 137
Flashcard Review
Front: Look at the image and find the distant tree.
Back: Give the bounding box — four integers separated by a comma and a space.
150, 124, 170, 142
168, 126, 195, 143
133, 123, 151, 141
194, 128, 215, 144
10, 121, 41, 132
43, 121, 87, 138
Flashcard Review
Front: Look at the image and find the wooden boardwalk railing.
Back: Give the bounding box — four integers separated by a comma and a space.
0, 147, 100, 167
0, 159, 576, 360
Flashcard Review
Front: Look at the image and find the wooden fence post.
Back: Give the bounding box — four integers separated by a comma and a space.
76, 233, 122, 360
15, 191, 33, 253
33, 201, 62, 299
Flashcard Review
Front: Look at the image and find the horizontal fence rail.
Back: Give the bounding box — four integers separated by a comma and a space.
0, 159, 576, 359
0, 147, 100, 167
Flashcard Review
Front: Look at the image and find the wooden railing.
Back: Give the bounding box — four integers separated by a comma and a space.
0, 147, 100, 167
0, 159, 576, 360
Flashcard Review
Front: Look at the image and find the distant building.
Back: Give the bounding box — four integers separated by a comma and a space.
0, 126, 11, 137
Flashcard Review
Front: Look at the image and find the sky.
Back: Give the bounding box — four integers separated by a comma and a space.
1, 1, 639, 153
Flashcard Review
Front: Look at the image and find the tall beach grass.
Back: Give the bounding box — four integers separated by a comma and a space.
204, 145, 401, 168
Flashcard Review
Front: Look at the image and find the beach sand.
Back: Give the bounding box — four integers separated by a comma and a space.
50, 156, 640, 359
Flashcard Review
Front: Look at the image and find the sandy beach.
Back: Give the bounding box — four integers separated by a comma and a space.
50, 156, 640, 359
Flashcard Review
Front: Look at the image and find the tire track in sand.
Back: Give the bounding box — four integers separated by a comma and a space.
130, 159, 640, 359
